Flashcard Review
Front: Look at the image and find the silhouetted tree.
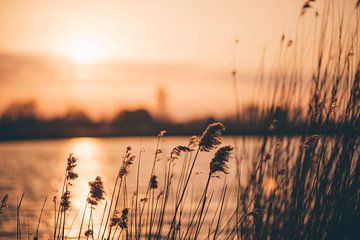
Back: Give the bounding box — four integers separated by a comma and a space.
1, 100, 38, 124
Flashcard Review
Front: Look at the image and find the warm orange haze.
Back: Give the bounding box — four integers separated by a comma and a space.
0, 0, 305, 121
0, 1, 359, 240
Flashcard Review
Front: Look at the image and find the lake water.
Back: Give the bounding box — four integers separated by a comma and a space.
0, 136, 269, 239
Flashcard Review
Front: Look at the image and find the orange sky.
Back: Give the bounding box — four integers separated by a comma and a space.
0, 0, 342, 121
0, 0, 303, 65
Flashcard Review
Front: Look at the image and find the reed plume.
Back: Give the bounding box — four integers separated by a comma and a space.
87, 176, 105, 206
111, 208, 129, 230
158, 130, 166, 137
79, 176, 106, 239
60, 190, 71, 212
66, 154, 78, 181
170, 145, 191, 160
199, 122, 225, 152
55, 154, 78, 240
166, 122, 226, 239
119, 147, 135, 178
0, 194, 8, 214
150, 175, 158, 189
84, 229, 93, 238
188, 136, 199, 151
210, 146, 233, 175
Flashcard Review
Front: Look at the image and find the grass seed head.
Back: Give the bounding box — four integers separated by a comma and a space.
150, 175, 158, 189
199, 122, 225, 152
87, 176, 105, 206
210, 145, 233, 175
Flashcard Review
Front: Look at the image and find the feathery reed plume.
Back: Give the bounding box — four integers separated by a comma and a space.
210, 146, 233, 175
158, 130, 166, 137
60, 190, 71, 212
79, 176, 105, 240
303, 1, 311, 9
281, 33, 285, 43
199, 122, 225, 152
188, 136, 199, 151
87, 176, 105, 206
170, 145, 191, 160
66, 154, 78, 181
150, 175, 158, 189
0, 194, 8, 214
84, 229, 93, 238
119, 147, 135, 178
301, 1, 312, 15
111, 208, 129, 230
166, 122, 226, 239
304, 135, 319, 150
287, 40, 293, 47
140, 197, 148, 203
120, 208, 129, 230
110, 209, 121, 227
55, 155, 78, 239
148, 174, 159, 238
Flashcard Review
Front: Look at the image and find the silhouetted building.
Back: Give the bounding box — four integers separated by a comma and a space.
156, 85, 167, 120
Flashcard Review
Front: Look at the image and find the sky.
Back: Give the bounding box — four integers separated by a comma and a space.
0, 0, 312, 121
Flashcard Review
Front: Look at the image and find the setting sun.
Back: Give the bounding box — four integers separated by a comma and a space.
68, 36, 100, 64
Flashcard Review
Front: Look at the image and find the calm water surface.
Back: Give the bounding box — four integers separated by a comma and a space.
0, 136, 265, 239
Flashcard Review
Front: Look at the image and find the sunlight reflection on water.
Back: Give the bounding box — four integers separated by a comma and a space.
0, 136, 264, 239
66, 138, 102, 210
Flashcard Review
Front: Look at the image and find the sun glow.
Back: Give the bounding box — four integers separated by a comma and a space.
66, 138, 102, 204
68, 36, 100, 64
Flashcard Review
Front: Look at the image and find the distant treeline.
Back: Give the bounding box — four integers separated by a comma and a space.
0, 101, 356, 140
